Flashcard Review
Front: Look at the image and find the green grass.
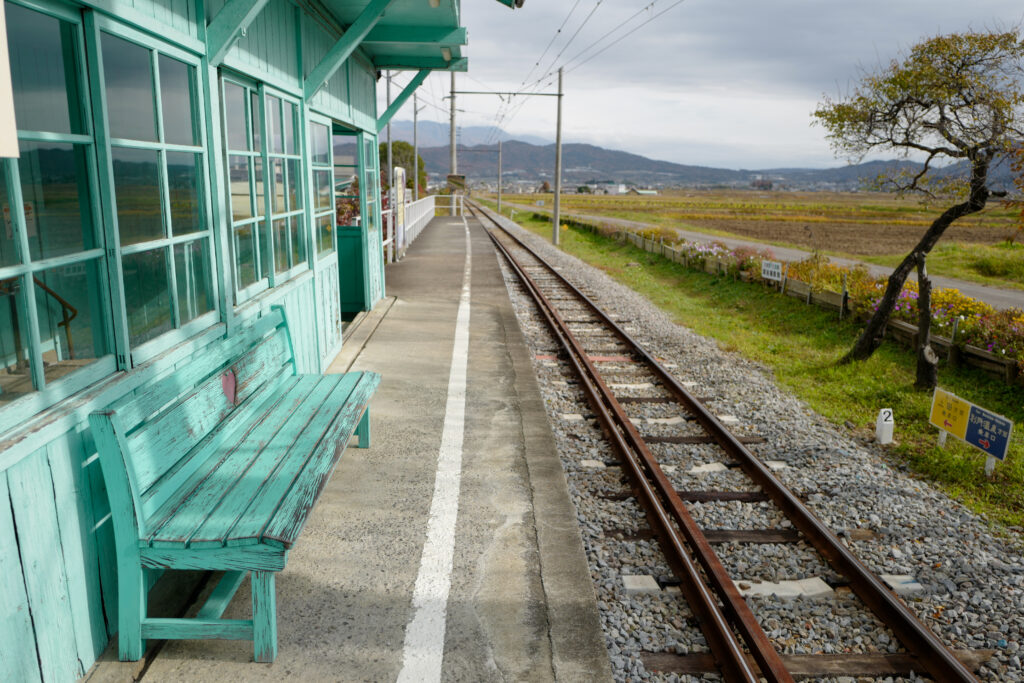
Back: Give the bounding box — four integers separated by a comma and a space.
865, 240, 1024, 291
480, 200, 1024, 530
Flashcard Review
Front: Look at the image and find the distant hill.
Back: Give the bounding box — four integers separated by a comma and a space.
386, 120, 549, 148
410, 139, 1016, 192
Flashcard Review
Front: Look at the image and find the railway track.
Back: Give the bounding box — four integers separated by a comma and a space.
469, 202, 983, 682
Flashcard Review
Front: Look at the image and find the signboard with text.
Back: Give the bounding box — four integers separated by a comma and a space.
446, 174, 466, 191
761, 260, 783, 282
929, 388, 1013, 461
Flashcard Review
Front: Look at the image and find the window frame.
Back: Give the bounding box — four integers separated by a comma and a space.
0, 0, 118, 423
220, 74, 309, 305
309, 114, 335, 259
86, 15, 219, 366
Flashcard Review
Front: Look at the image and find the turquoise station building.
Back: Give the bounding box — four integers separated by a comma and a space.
0, 0, 517, 679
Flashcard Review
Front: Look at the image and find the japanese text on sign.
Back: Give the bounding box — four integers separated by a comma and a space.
761, 260, 783, 282
930, 388, 1013, 461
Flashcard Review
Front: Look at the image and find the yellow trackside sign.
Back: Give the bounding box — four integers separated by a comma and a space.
929, 388, 1014, 461
929, 388, 970, 440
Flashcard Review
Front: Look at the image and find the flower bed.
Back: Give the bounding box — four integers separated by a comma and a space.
613, 226, 1024, 374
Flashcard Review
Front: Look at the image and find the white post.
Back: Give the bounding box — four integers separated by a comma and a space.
552, 67, 563, 245
498, 139, 503, 214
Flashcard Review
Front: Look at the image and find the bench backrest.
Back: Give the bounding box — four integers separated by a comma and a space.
90, 307, 297, 540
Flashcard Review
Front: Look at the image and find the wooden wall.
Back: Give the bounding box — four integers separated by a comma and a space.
0, 0, 380, 680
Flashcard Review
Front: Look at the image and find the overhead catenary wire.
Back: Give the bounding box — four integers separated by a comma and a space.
486, 0, 688, 138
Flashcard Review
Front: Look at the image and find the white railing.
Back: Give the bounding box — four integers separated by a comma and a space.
433, 194, 464, 218
404, 195, 435, 248
381, 194, 438, 264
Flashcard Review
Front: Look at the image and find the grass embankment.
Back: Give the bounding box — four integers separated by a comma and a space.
481, 201, 1024, 530
865, 240, 1024, 290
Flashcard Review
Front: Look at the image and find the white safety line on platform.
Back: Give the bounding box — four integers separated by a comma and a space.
397, 217, 472, 683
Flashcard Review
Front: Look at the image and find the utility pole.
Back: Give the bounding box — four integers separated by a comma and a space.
386, 71, 393, 203
450, 86, 562, 234
413, 91, 424, 202
552, 67, 564, 246
450, 72, 457, 215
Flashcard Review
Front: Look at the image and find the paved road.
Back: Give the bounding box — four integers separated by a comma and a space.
503, 201, 1023, 311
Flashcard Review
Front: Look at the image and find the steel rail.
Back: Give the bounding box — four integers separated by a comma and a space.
474, 202, 979, 683
484, 217, 765, 682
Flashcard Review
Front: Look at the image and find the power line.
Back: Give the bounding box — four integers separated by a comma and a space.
566, 0, 687, 75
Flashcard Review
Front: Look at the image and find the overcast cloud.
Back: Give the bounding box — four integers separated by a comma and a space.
382, 0, 1024, 169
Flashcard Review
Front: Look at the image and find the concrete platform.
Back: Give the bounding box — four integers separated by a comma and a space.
95, 215, 610, 681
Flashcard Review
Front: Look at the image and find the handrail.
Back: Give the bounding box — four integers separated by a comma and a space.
0, 275, 78, 359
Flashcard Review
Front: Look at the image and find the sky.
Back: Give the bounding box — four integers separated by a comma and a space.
379, 0, 1024, 170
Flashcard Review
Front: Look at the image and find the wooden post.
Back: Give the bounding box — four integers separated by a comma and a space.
840, 273, 848, 320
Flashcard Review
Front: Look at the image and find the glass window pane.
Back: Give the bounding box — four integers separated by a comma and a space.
317, 215, 333, 256
314, 170, 331, 211
270, 159, 284, 215
112, 147, 163, 245
251, 91, 262, 152
6, 3, 84, 135
228, 155, 252, 222
224, 82, 248, 151
283, 101, 295, 154
0, 276, 33, 402
267, 95, 282, 153
287, 159, 301, 211
18, 142, 96, 261
259, 222, 271, 280
174, 239, 213, 324
290, 215, 305, 266
166, 151, 201, 236
253, 157, 265, 218
159, 55, 196, 146
1, 161, 18, 268
272, 218, 288, 273
102, 33, 156, 141
235, 225, 256, 288
333, 138, 356, 167
312, 124, 330, 165
122, 248, 172, 346
33, 260, 110, 383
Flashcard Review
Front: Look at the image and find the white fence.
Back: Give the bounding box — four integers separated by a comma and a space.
381, 194, 437, 264
433, 194, 464, 218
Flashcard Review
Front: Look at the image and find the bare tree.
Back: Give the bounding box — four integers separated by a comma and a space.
814, 31, 1024, 386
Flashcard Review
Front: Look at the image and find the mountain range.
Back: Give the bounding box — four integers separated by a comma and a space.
384, 120, 1016, 192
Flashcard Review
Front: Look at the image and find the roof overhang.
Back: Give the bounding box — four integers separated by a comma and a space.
317, 0, 470, 74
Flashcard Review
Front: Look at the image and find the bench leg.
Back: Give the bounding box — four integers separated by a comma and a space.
118, 563, 147, 661
356, 408, 371, 448
252, 571, 277, 663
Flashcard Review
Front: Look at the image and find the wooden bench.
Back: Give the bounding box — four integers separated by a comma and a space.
89, 306, 380, 663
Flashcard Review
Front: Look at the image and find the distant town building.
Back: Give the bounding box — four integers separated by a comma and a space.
627, 188, 659, 196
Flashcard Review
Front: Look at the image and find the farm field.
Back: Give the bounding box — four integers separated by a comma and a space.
495, 189, 1024, 289
521, 189, 1018, 252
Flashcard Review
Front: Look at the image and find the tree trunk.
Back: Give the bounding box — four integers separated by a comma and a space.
841, 157, 992, 364
915, 253, 939, 390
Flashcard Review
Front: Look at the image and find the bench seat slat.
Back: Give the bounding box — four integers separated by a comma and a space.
259, 373, 380, 548
109, 313, 283, 430
184, 375, 357, 549
139, 364, 293, 523
126, 332, 291, 494
229, 373, 378, 549
145, 376, 323, 547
